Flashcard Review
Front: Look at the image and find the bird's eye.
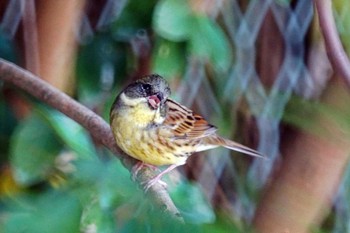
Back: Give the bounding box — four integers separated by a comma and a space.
140, 83, 152, 95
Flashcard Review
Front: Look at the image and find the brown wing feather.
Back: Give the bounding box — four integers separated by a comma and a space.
164, 99, 217, 139
202, 135, 264, 158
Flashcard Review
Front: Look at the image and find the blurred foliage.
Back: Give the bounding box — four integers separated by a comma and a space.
0, 94, 17, 163
284, 95, 350, 139
153, 0, 232, 73
1, 0, 350, 232
1, 106, 226, 232
76, 33, 127, 103
334, 0, 350, 54
9, 111, 63, 186
152, 39, 186, 78
0, 31, 17, 63
4, 190, 82, 233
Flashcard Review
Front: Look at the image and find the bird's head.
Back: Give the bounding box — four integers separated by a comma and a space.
122, 74, 171, 110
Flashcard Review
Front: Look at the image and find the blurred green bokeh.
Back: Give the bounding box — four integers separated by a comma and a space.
1, 0, 350, 233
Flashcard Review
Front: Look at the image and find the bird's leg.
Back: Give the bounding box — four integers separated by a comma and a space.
131, 161, 159, 181
143, 164, 180, 192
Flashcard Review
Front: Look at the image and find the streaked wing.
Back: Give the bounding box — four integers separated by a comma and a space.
164, 99, 217, 139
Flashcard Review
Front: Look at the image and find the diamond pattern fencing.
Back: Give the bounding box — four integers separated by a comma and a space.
1, 0, 350, 231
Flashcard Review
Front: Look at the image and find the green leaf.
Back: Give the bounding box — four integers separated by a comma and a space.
189, 16, 232, 72
76, 34, 127, 103
153, 0, 232, 72
0, 95, 18, 161
202, 212, 243, 233
98, 159, 137, 209
152, 39, 185, 77
71, 158, 136, 207
10, 113, 62, 185
38, 107, 97, 160
171, 181, 215, 224
333, 0, 350, 54
111, 0, 157, 30
119, 210, 201, 233
4, 191, 82, 233
76, 159, 137, 233
80, 198, 116, 233
153, 0, 193, 41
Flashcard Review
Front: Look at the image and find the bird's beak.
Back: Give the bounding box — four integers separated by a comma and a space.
147, 93, 163, 109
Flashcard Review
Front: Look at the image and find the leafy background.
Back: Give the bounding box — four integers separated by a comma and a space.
1, 0, 350, 233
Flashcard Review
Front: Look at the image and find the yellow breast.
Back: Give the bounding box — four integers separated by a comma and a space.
110, 99, 187, 166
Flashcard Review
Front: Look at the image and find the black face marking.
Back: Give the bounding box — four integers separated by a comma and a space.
156, 92, 164, 102
140, 83, 152, 96
112, 74, 172, 114
122, 74, 171, 100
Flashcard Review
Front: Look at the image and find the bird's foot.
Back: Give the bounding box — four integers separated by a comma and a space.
142, 176, 167, 192
131, 161, 160, 181
141, 164, 180, 192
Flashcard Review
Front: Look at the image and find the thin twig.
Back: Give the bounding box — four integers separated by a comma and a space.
0, 58, 183, 222
315, 0, 350, 86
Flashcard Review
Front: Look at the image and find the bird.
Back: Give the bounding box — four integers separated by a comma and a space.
110, 74, 264, 191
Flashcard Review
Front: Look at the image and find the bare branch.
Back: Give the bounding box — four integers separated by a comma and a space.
315, 0, 350, 86
0, 58, 183, 222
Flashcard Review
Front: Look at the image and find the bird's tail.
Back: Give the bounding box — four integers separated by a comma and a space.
203, 135, 265, 158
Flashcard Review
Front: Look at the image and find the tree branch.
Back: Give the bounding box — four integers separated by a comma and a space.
315, 0, 350, 86
0, 58, 183, 222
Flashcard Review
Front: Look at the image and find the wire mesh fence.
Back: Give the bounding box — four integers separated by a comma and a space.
1, 0, 350, 232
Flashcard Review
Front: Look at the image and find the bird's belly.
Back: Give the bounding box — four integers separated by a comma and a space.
111, 113, 188, 166
117, 131, 188, 166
